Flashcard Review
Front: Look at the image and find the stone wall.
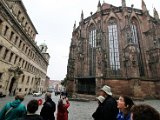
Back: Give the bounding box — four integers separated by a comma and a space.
102, 79, 133, 97
66, 80, 74, 97
101, 79, 159, 99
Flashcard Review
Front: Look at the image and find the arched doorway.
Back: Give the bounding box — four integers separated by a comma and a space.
9, 77, 16, 96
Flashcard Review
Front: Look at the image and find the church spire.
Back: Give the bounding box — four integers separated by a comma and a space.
73, 21, 76, 31
154, 8, 159, 20
142, 0, 147, 12
122, 0, 126, 8
81, 10, 84, 22
97, 0, 102, 12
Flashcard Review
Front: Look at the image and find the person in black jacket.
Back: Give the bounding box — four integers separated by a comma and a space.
40, 92, 56, 120
17, 99, 43, 120
92, 85, 118, 120
92, 96, 106, 120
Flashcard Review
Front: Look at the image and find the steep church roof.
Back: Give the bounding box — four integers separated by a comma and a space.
102, 3, 112, 10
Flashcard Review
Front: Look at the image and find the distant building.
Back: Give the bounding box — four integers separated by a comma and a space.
0, 0, 50, 95
44, 76, 50, 92
66, 0, 160, 99
49, 80, 62, 92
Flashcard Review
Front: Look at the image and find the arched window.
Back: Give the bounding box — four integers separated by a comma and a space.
130, 18, 145, 76
108, 18, 120, 76
88, 24, 96, 76
131, 21, 138, 44
89, 25, 96, 48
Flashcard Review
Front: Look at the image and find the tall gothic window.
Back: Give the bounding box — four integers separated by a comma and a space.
88, 25, 96, 76
130, 19, 145, 76
131, 22, 138, 44
89, 26, 96, 48
108, 18, 120, 76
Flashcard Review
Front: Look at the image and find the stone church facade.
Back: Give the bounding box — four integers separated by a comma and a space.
0, 0, 50, 96
66, 0, 160, 99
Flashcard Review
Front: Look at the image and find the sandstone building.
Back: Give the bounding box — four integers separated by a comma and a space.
0, 0, 50, 95
66, 0, 160, 99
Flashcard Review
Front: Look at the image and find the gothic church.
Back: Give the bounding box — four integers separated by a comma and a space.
66, 0, 160, 99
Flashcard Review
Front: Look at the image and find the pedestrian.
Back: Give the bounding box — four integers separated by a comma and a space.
17, 99, 43, 120
96, 95, 105, 104
92, 85, 118, 120
131, 104, 160, 120
92, 96, 105, 120
0, 92, 27, 120
57, 96, 70, 120
117, 95, 134, 120
40, 92, 56, 120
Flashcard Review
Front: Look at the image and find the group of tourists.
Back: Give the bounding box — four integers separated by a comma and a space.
0, 85, 160, 120
92, 85, 160, 120
0, 92, 70, 120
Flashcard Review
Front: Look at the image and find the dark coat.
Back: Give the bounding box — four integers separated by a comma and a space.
92, 96, 118, 120
40, 97, 56, 120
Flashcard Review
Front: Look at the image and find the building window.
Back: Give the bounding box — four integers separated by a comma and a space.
18, 58, 22, 66
89, 26, 96, 48
19, 88, 22, 92
88, 24, 96, 76
14, 55, 18, 64
4, 26, 9, 36
21, 17, 24, 22
10, 31, 14, 41
0, 73, 3, 80
25, 22, 28, 27
25, 62, 28, 69
22, 60, 25, 68
25, 46, 28, 54
28, 49, 30, 56
9, 52, 13, 62
14, 36, 18, 45
22, 43, 25, 51
25, 88, 28, 91
108, 18, 120, 76
21, 75, 25, 83
18, 11, 21, 19
3, 48, 9, 60
31, 77, 34, 84
0, 19, 3, 26
0, 45, 3, 54
27, 76, 30, 84
18, 40, 22, 48
130, 23, 138, 44
130, 19, 144, 76
0, 19, 3, 34
28, 27, 30, 32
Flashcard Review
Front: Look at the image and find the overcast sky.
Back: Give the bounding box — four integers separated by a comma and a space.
22, 0, 160, 80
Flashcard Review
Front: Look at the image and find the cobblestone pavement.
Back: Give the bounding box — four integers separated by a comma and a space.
0, 94, 160, 120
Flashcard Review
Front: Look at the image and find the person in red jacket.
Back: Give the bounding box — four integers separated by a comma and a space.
57, 96, 70, 120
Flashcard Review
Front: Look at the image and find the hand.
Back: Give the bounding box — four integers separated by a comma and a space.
65, 97, 68, 101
